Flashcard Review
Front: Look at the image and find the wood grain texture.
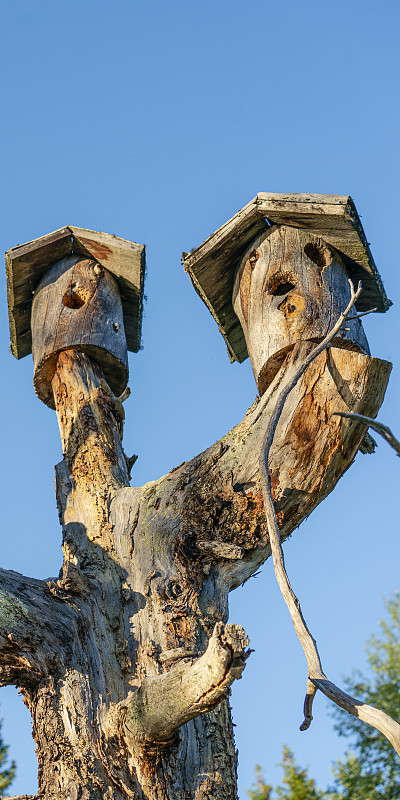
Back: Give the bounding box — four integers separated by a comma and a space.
69, 228, 145, 353
0, 568, 77, 688
123, 622, 249, 746
256, 194, 387, 310
5, 228, 72, 359
5, 226, 145, 359
233, 225, 370, 394
0, 345, 390, 798
32, 256, 128, 407
182, 193, 391, 363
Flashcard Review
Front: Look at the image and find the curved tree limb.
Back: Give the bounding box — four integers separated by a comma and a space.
117, 351, 391, 600
6, 795, 34, 799
332, 411, 400, 457
121, 622, 250, 750
0, 568, 77, 687
258, 280, 400, 755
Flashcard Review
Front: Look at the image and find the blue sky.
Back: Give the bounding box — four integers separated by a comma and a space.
0, 1, 399, 796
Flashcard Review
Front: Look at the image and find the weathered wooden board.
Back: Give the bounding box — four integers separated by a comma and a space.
5, 227, 73, 360
5, 226, 145, 359
182, 193, 391, 363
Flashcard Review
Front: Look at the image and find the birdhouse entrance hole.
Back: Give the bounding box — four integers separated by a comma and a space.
304, 241, 330, 269
267, 274, 297, 297
63, 283, 92, 309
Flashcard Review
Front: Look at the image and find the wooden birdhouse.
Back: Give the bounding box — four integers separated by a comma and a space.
182, 193, 391, 395
5, 226, 145, 407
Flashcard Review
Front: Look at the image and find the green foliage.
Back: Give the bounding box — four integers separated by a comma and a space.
0, 715, 15, 797
247, 764, 272, 799
329, 593, 400, 799
275, 747, 325, 800
249, 594, 400, 800
248, 748, 325, 800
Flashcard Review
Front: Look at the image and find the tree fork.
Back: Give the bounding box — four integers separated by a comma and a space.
3, 212, 393, 799
3, 343, 389, 800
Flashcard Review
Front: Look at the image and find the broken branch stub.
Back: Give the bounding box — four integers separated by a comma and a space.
122, 622, 250, 749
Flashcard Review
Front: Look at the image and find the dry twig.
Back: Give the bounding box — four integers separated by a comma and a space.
259, 280, 400, 754
332, 412, 400, 457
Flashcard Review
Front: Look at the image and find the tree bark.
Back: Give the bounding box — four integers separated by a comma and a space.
2, 345, 391, 799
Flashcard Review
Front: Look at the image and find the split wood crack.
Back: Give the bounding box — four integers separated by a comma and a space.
258, 280, 400, 755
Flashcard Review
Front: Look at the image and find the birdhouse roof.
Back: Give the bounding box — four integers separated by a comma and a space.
5, 226, 145, 359
182, 193, 391, 363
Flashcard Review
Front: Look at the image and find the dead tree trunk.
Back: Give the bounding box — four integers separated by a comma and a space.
2, 207, 392, 799
0, 343, 390, 799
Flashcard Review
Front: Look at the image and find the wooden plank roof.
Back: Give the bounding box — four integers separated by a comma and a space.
6, 227, 145, 359
182, 193, 391, 363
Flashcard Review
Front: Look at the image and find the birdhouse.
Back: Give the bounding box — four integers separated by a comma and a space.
182, 193, 391, 394
5, 226, 145, 407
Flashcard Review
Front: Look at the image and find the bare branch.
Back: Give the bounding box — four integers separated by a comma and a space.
332, 411, 400, 457
121, 622, 250, 749
258, 280, 400, 754
346, 306, 378, 321
0, 568, 76, 687
5, 795, 35, 799
311, 677, 400, 753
